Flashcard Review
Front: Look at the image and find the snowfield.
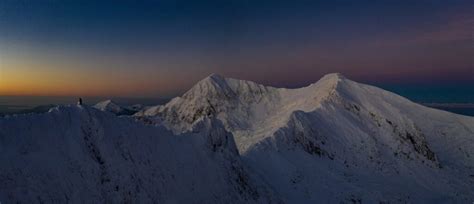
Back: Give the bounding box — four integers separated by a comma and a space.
1, 73, 473, 203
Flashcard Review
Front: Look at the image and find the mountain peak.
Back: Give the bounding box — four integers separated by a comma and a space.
303, 73, 347, 95
95, 99, 117, 107
183, 73, 235, 100
94, 99, 123, 114
197, 73, 227, 86
102, 99, 115, 104
206, 73, 225, 80
319, 73, 346, 82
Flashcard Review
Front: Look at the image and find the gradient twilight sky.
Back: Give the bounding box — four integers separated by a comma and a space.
0, 0, 473, 97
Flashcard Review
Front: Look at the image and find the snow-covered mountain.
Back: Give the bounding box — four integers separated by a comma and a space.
136, 73, 474, 203
93, 100, 138, 115
1, 73, 473, 203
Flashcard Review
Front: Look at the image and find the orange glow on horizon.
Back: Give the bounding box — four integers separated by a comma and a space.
0, 59, 192, 97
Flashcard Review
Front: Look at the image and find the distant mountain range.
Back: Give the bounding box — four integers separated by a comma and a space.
1, 73, 473, 203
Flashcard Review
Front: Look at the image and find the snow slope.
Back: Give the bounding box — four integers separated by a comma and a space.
0, 106, 278, 203
137, 73, 474, 203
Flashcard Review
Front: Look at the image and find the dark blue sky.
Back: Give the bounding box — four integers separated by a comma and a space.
0, 0, 472, 97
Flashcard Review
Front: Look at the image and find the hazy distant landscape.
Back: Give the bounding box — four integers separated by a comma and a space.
0, 96, 170, 115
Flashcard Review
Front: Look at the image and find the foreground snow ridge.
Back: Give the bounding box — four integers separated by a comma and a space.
2, 73, 474, 203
